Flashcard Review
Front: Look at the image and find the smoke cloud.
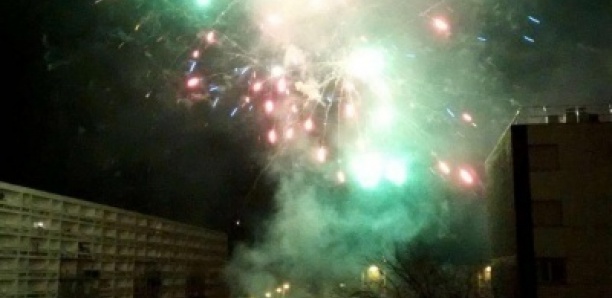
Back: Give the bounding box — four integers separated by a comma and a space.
225, 1, 492, 297
226, 165, 449, 297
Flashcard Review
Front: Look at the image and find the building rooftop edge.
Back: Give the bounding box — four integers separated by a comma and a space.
486, 104, 612, 166
0, 180, 226, 237
513, 104, 612, 125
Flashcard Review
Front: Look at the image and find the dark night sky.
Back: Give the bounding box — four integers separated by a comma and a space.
0, 1, 276, 239
1, 0, 610, 244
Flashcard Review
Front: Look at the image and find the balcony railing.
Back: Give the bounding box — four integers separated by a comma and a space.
513, 104, 612, 125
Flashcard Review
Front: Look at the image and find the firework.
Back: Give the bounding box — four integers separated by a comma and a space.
173, 0, 480, 188
75, 0, 559, 295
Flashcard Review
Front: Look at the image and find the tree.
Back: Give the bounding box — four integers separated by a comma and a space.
381, 241, 485, 298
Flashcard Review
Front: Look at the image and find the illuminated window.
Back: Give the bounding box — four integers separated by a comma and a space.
529, 144, 559, 171
532, 201, 563, 227
483, 265, 491, 282
536, 258, 566, 284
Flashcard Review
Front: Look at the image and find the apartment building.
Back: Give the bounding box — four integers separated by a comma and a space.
485, 105, 612, 298
0, 181, 228, 298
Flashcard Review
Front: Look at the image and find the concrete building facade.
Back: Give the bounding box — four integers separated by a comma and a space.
0, 181, 228, 298
485, 105, 612, 298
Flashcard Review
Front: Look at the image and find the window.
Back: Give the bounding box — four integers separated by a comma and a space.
536, 258, 566, 284
31, 239, 41, 252
529, 144, 560, 171
78, 242, 91, 254
532, 201, 563, 227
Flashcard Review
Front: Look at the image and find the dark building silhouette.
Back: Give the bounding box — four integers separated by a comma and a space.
485, 105, 612, 298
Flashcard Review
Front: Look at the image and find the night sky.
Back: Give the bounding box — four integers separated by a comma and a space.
2, 0, 611, 249
1, 1, 275, 239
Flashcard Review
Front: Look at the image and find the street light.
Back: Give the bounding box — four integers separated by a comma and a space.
367, 265, 382, 281
363, 265, 385, 294
278, 282, 290, 298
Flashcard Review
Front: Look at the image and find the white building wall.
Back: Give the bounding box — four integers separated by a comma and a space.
0, 181, 227, 298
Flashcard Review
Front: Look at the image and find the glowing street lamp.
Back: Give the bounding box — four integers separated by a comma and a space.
367, 265, 382, 281
363, 265, 385, 293
277, 283, 290, 298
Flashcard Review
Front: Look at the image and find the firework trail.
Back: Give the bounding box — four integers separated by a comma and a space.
59, 0, 542, 296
